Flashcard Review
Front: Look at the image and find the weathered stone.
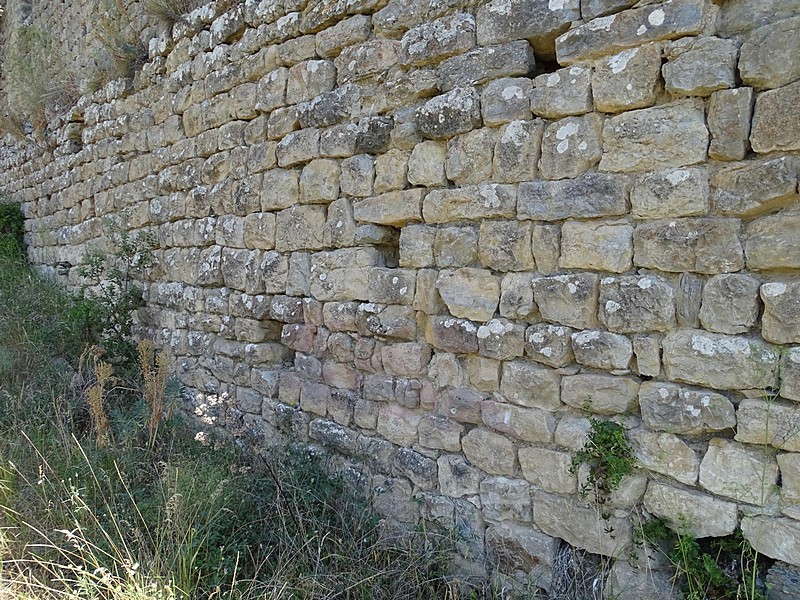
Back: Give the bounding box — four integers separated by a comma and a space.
746, 211, 800, 271
751, 80, 800, 153
438, 41, 536, 92
700, 438, 779, 505
320, 116, 394, 156
781, 348, 800, 402
662, 330, 779, 391
353, 189, 424, 227
423, 184, 516, 223
499, 273, 538, 321
466, 355, 501, 392
299, 159, 340, 204
324, 198, 356, 248
631, 167, 709, 219
531, 225, 561, 276
592, 43, 661, 114
367, 268, 416, 306
275, 205, 326, 252
287, 60, 337, 105
485, 523, 559, 591
712, 157, 798, 218
436, 268, 500, 322
600, 100, 708, 173
532, 273, 598, 330
699, 274, 760, 335
562, 374, 639, 415
571, 330, 633, 370
276, 128, 321, 167
607, 561, 676, 600
476, 319, 525, 361
743, 517, 800, 567
483, 401, 555, 443
381, 343, 430, 378
643, 481, 737, 538
438, 387, 485, 424
434, 226, 478, 268
427, 316, 479, 354
736, 398, 800, 452
633, 218, 744, 274
482, 78, 533, 126
315, 14, 371, 58
416, 87, 482, 140
525, 324, 574, 368
639, 381, 736, 435
372, 475, 418, 524
478, 220, 534, 272
556, 0, 705, 65
394, 447, 437, 490
339, 155, 374, 198
530, 66, 592, 118
599, 274, 676, 334
399, 224, 435, 268
663, 36, 738, 97
221, 248, 265, 294
267, 107, 299, 140
534, 492, 631, 557
418, 415, 463, 452
445, 128, 495, 185
256, 68, 288, 113
761, 282, 800, 344
438, 455, 482, 497
408, 141, 448, 187
358, 304, 417, 341
519, 172, 629, 221
376, 403, 421, 446
492, 119, 544, 184
398, 13, 476, 67
519, 448, 575, 494
310, 247, 382, 302
334, 39, 400, 85
740, 17, 800, 90
539, 113, 603, 180
708, 88, 754, 161
501, 360, 562, 411
481, 477, 532, 522
462, 428, 515, 476
716, 0, 800, 36
779, 452, 800, 505
632, 334, 662, 377
629, 429, 699, 486
554, 415, 591, 453
560, 221, 633, 273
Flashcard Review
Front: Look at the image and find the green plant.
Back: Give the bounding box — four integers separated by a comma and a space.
0, 200, 24, 259
143, 0, 200, 27
570, 417, 635, 512
87, 0, 148, 92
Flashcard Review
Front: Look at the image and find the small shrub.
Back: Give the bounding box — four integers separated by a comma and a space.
0, 200, 24, 258
87, 0, 148, 92
144, 0, 201, 27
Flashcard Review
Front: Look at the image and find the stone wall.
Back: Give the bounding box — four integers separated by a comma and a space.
2, 0, 800, 595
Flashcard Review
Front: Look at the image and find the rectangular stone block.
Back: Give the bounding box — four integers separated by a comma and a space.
399, 13, 476, 67
592, 43, 662, 113
561, 374, 639, 415
708, 87, 754, 161
713, 157, 798, 218
423, 184, 516, 223
519, 172, 629, 221
353, 189, 424, 226
746, 211, 800, 271
310, 247, 383, 301
493, 119, 543, 183
532, 273, 598, 330
438, 41, 535, 92
599, 274, 676, 333
631, 166, 708, 219
751, 80, 800, 153
560, 221, 633, 273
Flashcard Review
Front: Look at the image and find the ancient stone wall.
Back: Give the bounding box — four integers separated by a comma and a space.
1, 0, 800, 596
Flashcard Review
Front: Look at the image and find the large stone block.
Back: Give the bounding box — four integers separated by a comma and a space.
436, 268, 500, 322
712, 157, 798, 218
426, 316, 479, 354
398, 13, 476, 67
275, 205, 326, 252
478, 220, 534, 272
334, 39, 399, 85
530, 66, 592, 118
445, 128, 495, 185
299, 158, 340, 204
631, 166, 709, 219
532, 273, 598, 330
716, 0, 800, 36
492, 119, 543, 183
561, 374, 639, 414
629, 429, 699, 486
699, 274, 760, 335
485, 523, 559, 591
571, 330, 633, 370
518, 172, 629, 221
592, 43, 662, 113
434, 226, 478, 268
310, 247, 382, 301
662, 330, 779, 391
481, 477, 532, 522
340, 154, 374, 198
699, 438, 778, 506
750, 80, 800, 153
739, 17, 800, 90
519, 448, 576, 494
423, 184, 517, 223
287, 60, 336, 105
353, 189, 424, 227
418, 416, 463, 452
438, 41, 536, 92
599, 274, 676, 334
500, 360, 562, 410
539, 113, 603, 180
276, 128, 321, 167
525, 323, 574, 368
482, 401, 555, 443
462, 428, 515, 476
781, 348, 800, 402
639, 381, 736, 435
377, 403, 421, 446
482, 78, 533, 126
633, 218, 744, 274
407, 141, 447, 188
315, 14, 371, 58
438, 455, 482, 497
600, 100, 708, 173
416, 87, 482, 140
560, 221, 633, 273
644, 481, 737, 538
663, 37, 738, 97
736, 398, 800, 452
708, 88, 754, 161
499, 272, 538, 321
761, 282, 800, 344
531, 225, 561, 275
746, 211, 800, 271
477, 319, 525, 361
742, 517, 800, 567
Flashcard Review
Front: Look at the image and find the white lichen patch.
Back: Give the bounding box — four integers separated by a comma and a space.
762, 282, 787, 297
608, 47, 638, 74
648, 8, 665, 26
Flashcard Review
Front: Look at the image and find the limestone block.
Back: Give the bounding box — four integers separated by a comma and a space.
256, 68, 288, 113
398, 13, 476, 67
315, 14, 371, 58
298, 84, 362, 129
600, 277, 674, 338
555, 0, 705, 65
497, 273, 536, 322
368, 268, 416, 306
418, 416, 463, 452
485, 523, 558, 591
699, 274, 760, 335
399, 224, 436, 268
300, 382, 330, 417
271, 296, 305, 324
639, 381, 736, 435
631, 167, 709, 219
286, 60, 336, 105
742, 516, 800, 567
555, 416, 591, 452
500, 360, 562, 410
426, 184, 517, 225
778, 453, 800, 503
736, 398, 800, 452
482, 78, 533, 126
324, 198, 356, 248
781, 348, 800, 401
571, 330, 633, 370
481, 477, 532, 522
376, 403, 421, 446
483, 401, 555, 444
435, 385, 482, 423
374, 149, 409, 194
534, 492, 631, 557
221, 248, 265, 294
353, 189, 424, 227
438, 454, 482, 497
740, 17, 800, 90
262, 252, 289, 294
358, 304, 417, 341
531, 225, 561, 276
699, 438, 779, 506
581, 0, 636, 20
519, 448, 576, 494
267, 107, 299, 140
531, 66, 592, 119
446, 128, 495, 185
600, 100, 708, 173
475, 0, 579, 57
340, 155, 374, 198
477, 319, 525, 361
519, 172, 629, 221
562, 374, 639, 415
382, 342, 430, 378
434, 226, 478, 268
334, 39, 399, 85
525, 323, 575, 368
408, 141, 447, 187
416, 87, 482, 140
436, 268, 500, 322
712, 157, 798, 218
592, 43, 662, 113
489, 124, 541, 187
216, 215, 246, 248
560, 221, 633, 273
751, 80, 800, 153
663, 37, 738, 97
427, 316, 479, 354
762, 282, 800, 344
276, 128, 320, 167
466, 355, 501, 392
746, 211, 800, 270
299, 159, 340, 204
539, 113, 603, 180
629, 429, 699, 485
438, 41, 536, 92
643, 481, 737, 538
715, 0, 800, 35
633, 218, 744, 274
274, 205, 326, 252
395, 447, 438, 490
462, 428, 515, 476
708, 88, 754, 161
310, 247, 382, 301
532, 273, 598, 330
662, 330, 779, 391
479, 220, 534, 272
